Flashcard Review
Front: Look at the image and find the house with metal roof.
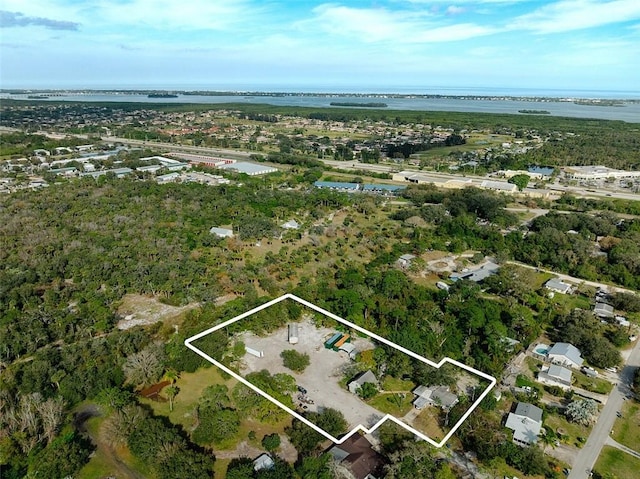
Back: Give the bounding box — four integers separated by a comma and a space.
209, 227, 234, 238
253, 453, 275, 472
397, 253, 416, 268
450, 260, 500, 283
545, 278, 573, 295
281, 219, 300, 230
348, 370, 378, 394
537, 364, 572, 390
412, 385, 459, 410
219, 161, 277, 176
505, 402, 543, 446
594, 302, 614, 318
547, 342, 584, 369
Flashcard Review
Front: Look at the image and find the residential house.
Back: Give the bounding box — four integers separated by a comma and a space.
412, 385, 459, 410
209, 227, 234, 238
547, 342, 584, 369
545, 278, 573, 295
594, 302, 614, 318
505, 402, 543, 446
281, 219, 300, 230
537, 364, 572, 391
397, 254, 416, 268
450, 260, 500, 283
328, 434, 386, 479
253, 453, 275, 472
348, 370, 378, 394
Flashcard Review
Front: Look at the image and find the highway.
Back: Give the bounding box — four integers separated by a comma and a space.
568, 338, 640, 479
101, 136, 254, 160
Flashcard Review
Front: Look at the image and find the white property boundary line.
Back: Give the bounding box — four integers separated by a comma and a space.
185, 293, 496, 448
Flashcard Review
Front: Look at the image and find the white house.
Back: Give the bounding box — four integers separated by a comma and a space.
253, 453, 275, 472
209, 227, 234, 238
545, 278, 573, 295
505, 402, 543, 446
547, 342, 584, 369
281, 219, 300, 230
537, 364, 572, 391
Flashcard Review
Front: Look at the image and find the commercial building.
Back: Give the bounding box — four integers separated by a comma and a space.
218, 161, 278, 176
563, 166, 640, 181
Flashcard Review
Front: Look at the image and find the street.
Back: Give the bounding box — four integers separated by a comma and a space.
568, 337, 640, 479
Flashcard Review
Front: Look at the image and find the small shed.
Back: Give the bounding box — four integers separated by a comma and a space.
288, 323, 299, 344
333, 334, 350, 350
325, 332, 343, 349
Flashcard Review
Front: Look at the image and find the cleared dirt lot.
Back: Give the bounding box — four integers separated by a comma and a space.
238, 318, 384, 431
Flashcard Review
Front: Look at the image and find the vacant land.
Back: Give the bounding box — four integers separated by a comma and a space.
595, 446, 640, 479
116, 293, 199, 330
238, 318, 383, 430
612, 401, 640, 451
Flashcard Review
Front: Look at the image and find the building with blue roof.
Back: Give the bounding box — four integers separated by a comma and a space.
313, 181, 360, 191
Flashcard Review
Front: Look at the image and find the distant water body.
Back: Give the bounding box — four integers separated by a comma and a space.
3, 86, 640, 122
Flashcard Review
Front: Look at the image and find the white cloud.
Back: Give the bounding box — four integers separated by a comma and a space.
510, 0, 640, 33
446, 5, 466, 15
308, 3, 495, 43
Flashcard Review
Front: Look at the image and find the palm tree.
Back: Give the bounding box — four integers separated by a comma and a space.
164, 368, 179, 385
166, 386, 179, 412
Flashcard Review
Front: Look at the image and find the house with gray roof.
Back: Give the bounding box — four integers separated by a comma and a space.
537, 364, 572, 391
397, 254, 416, 268
547, 342, 584, 369
253, 453, 275, 472
348, 370, 378, 394
505, 402, 543, 446
450, 260, 500, 283
594, 302, 614, 318
545, 278, 573, 295
412, 385, 459, 410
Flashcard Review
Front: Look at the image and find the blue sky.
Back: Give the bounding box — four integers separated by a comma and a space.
1, 0, 639, 92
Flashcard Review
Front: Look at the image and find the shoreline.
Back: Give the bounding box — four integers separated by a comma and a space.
2, 89, 640, 103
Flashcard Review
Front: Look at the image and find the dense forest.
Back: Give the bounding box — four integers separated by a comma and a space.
0, 153, 637, 477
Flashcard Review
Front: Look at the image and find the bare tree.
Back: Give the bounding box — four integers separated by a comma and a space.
39, 396, 65, 444
123, 344, 164, 388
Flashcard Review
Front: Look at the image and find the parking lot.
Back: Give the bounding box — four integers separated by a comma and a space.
238, 318, 384, 431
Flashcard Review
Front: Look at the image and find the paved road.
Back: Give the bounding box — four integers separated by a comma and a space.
102, 136, 254, 160
568, 338, 640, 479
508, 260, 638, 295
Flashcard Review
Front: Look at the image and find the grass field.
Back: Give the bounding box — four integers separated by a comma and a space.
545, 413, 591, 447
139, 366, 234, 429
368, 392, 414, 416
612, 401, 640, 451
411, 409, 446, 442
572, 371, 613, 395
595, 446, 640, 479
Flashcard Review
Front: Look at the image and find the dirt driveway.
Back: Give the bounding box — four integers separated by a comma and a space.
238, 319, 383, 431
